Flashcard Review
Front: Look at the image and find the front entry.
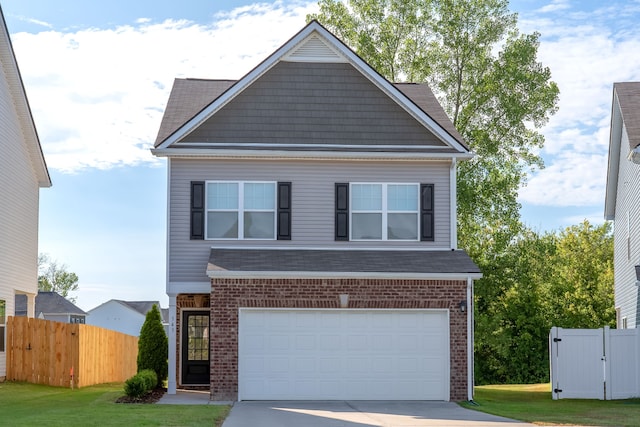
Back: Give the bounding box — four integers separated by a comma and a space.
181, 310, 210, 385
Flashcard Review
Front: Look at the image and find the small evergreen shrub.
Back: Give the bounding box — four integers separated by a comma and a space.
124, 370, 158, 397
137, 304, 168, 388
124, 375, 147, 398
138, 369, 158, 391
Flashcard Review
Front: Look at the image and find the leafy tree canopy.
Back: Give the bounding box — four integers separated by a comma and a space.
38, 253, 79, 303
475, 221, 614, 384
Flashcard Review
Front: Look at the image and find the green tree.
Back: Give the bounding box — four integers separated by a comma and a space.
547, 221, 615, 329
37, 253, 80, 303
474, 229, 556, 384
309, 0, 560, 260
137, 304, 168, 388
475, 222, 615, 384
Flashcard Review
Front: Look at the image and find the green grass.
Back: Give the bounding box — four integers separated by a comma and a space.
461, 384, 640, 426
0, 382, 230, 427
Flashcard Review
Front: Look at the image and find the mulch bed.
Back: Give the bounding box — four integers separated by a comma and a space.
116, 388, 167, 404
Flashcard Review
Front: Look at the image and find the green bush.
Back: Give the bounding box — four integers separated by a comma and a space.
137, 304, 168, 388
138, 369, 158, 391
124, 375, 147, 398
124, 370, 157, 397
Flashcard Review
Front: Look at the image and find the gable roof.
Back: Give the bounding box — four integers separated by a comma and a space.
604, 82, 640, 220
152, 20, 470, 159
15, 291, 85, 316
154, 79, 464, 151
0, 6, 51, 188
87, 299, 168, 323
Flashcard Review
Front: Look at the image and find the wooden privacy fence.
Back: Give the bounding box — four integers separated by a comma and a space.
5, 316, 138, 388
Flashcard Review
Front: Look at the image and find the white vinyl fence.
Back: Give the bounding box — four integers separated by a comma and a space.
549, 326, 640, 400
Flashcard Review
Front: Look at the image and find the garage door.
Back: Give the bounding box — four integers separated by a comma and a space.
238, 309, 450, 400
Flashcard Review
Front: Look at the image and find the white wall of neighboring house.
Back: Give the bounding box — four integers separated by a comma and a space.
0, 8, 51, 379
612, 123, 640, 328
86, 301, 145, 337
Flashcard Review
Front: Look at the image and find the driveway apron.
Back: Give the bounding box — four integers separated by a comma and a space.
221, 401, 535, 427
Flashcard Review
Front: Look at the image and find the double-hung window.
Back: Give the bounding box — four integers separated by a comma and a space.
206, 181, 276, 239
351, 183, 419, 240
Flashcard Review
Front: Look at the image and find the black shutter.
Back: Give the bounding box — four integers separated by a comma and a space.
277, 182, 292, 240
420, 184, 434, 241
190, 181, 205, 240
335, 183, 349, 241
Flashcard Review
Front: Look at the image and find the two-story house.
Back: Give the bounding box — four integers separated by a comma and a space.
605, 82, 640, 329
0, 6, 51, 381
152, 21, 481, 402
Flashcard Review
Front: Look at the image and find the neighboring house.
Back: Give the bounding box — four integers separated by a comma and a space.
86, 299, 169, 337
152, 21, 481, 401
605, 82, 640, 329
15, 292, 86, 324
0, 6, 51, 380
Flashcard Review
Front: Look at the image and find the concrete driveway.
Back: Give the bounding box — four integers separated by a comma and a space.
221, 401, 535, 427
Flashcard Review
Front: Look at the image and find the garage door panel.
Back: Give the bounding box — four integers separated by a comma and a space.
294, 334, 315, 351
268, 334, 289, 350
319, 334, 341, 351
239, 309, 450, 400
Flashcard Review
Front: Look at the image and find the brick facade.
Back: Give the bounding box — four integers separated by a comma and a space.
206, 277, 469, 401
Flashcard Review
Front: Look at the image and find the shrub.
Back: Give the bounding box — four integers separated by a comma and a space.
137, 304, 168, 388
124, 370, 157, 398
138, 369, 158, 391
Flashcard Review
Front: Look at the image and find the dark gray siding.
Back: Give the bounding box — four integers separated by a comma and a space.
179, 62, 447, 147
168, 158, 452, 283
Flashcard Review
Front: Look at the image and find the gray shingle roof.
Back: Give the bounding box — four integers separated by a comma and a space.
207, 248, 480, 276
15, 291, 85, 316
116, 300, 168, 323
614, 82, 640, 150
154, 79, 464, 150
155, 78, 235, 146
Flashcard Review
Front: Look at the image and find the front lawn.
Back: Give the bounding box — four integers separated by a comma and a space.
462, 384, 640, 426
0, 382, 229, 427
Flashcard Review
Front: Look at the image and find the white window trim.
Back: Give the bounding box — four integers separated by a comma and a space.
205, 181, 277, 240
350, 182, 420, 241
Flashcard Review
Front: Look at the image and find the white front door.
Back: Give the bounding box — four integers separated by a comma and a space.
238, 309, 450, 400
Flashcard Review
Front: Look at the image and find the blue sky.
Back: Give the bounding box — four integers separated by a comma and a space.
2, 0, 640, 310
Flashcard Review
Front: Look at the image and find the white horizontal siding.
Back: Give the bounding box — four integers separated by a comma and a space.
613, 126, 640, 328
0, 56, 41, 377
168, 158, 452, 283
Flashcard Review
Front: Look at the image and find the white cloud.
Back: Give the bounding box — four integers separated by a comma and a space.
516, 2, 640, 208
537, 0, 571, 13
519, 152, 608, 207
11, 1, 318, 173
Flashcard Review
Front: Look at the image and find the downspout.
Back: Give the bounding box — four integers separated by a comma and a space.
467, 276, 474, 401
450, 159, 457, 249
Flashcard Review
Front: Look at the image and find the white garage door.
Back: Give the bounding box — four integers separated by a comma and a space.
238, 309, 450, 401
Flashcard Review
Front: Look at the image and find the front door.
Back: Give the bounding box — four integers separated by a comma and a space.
181, 311, 210, 385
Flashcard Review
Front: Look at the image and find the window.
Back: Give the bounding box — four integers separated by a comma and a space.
0, 300, 5, 352
70, 315, 85, 324
206, 182, 276, 239
351, 183, 419, 240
